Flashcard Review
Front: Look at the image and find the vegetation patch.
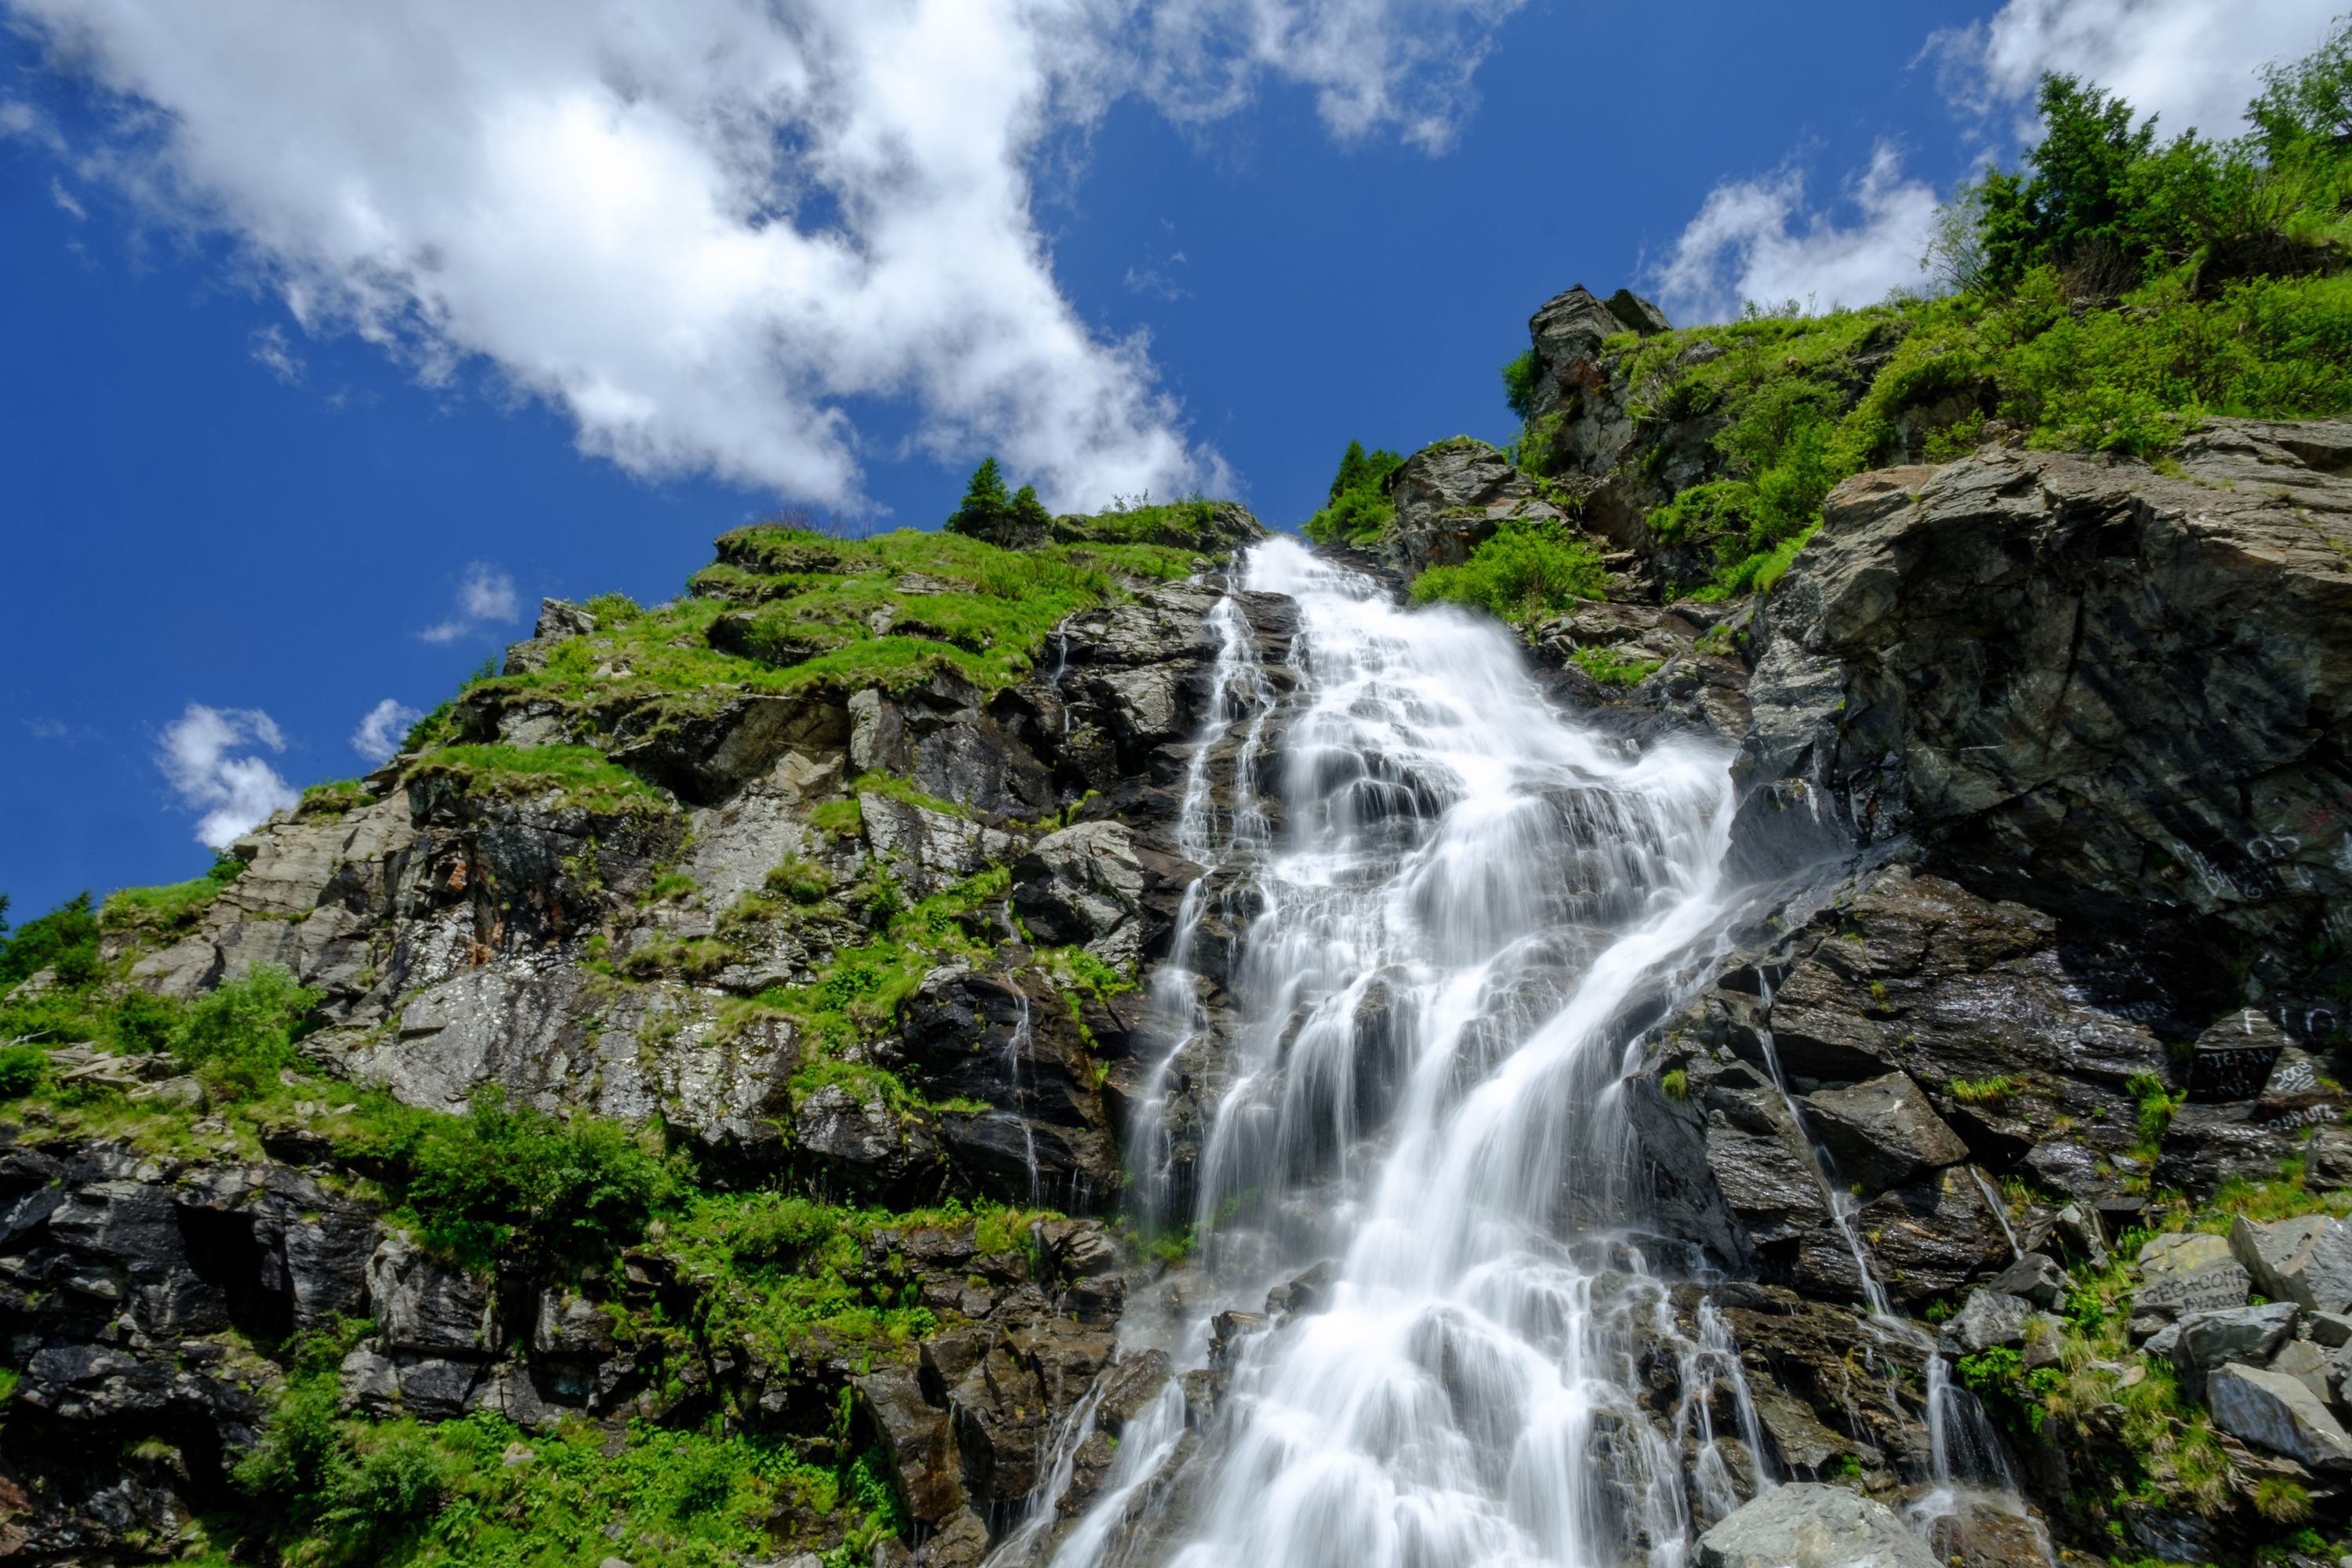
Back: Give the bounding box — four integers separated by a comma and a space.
1301, 441, 1404, 547
405, 743, 672, 817
1410, 519, 1607, 626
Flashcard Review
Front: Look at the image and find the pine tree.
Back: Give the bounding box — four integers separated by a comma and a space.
946, 457, 1010, 537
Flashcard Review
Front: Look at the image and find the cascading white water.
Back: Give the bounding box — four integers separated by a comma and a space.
1043, 539, 1769, 1568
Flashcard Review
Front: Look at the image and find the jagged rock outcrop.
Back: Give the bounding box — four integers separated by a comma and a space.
1738, 423, 2352, 1018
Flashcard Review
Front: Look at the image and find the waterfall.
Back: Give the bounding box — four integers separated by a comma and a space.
1036, 539, 1771, 1567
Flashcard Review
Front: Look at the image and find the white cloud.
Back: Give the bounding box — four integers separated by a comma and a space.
48, 177, 84, 220
158, 704, 299, 848
1936, 0, 2341, 143
1138, 0, 1526, 153
249, 325, 303, 383
350, 699, 423, 764
419, 562, 521, 644
1654, 143, 1943, 325
6, 1, 1521, 512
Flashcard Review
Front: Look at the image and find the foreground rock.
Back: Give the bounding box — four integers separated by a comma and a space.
1695, 1483, 1939, 1568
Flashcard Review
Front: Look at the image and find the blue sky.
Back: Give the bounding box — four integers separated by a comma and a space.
1, 0, 2333, 920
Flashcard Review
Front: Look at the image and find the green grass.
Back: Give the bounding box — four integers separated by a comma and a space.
297, 778, 372, 818
1947, 1074, 2021, 1104
405, 743, 673, 817
100, 854, 245, 936
1410, 520, 1608, 626
1568, 645, 1662, 687
539, 523, 1200, 706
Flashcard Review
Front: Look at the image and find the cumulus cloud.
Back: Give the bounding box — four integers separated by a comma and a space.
350, 699, 423, 764
419, 562, 521, 644
1935, 0, 2342, 142
1654, 144, 1943, 325
158, 704, 299, 848
6, 0, 1522, 511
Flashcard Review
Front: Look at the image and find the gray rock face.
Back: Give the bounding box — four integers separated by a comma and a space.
1011, 821, 1202, 977
369, 1235, 495, 1356
1800, 1071, 1969, 1192
2132, 1258, 2252, 1324
1695, 1483, 1939, 1568
1381, 439, 1568, 578
2230, 1213, 2352, 1313
2208, 1363, 2352, 1469
1740, 429, 2352, 1021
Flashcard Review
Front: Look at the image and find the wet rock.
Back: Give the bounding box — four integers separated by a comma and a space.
1265, 1261, 1333, 1319
2156, 1094, 2350, 1198
1695, 1482, 1938, 1568
1799, 1071, 1968, 1192
1920, 1494, 2057, 1568
2139, 1232, 2231, 1279
2186, 1009, 2290, 1102
1987, 1252, 2067, 1310
2208, 1363, 2352, 1470
1852, 1163, 2013, 1308
2230, 1213, 2352, 1313
893, 967, 1122, 1211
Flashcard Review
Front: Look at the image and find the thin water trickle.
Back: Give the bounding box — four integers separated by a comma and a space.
1007, 986, 1040, 1206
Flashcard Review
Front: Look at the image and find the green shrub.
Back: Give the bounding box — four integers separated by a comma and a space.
376, 1089, 676, 1272
1302, 441, 1403, 546
1501, 350, 1540, 421
766, 855, 831, 905
0, 892, 100, 989
1409, 521, 1606, 626
1570, 645, 1663, 687
0, 1045, 48, 1100
171, 963, 318, 1102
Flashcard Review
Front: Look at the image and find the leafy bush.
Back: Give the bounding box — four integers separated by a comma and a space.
1501, 350, 1540, 420
172, 963, 318, 1101
1301, 441, 1404, 546
0, 1045, 48, 1100
1409, 521, 1606, 625
0, 891, 100, 989
369, 1089, 677, 1272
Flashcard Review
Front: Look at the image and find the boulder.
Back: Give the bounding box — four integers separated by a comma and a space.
2268, 1337, 2336, 1404
1942, 1290, 2036, 1355
2138, 1232, 2231, 1279
1985, 1252, 2067, 1310
2230, 1213, 2352, 1313
1695, 1483, 1938, 1568
2308, 1125, 2352, 1190
2152, 1302, 2299, 1399
2207, 1363, 2352, 1470
2131, 1258, 2250, 1327
1798, 1072, 1969, 1192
